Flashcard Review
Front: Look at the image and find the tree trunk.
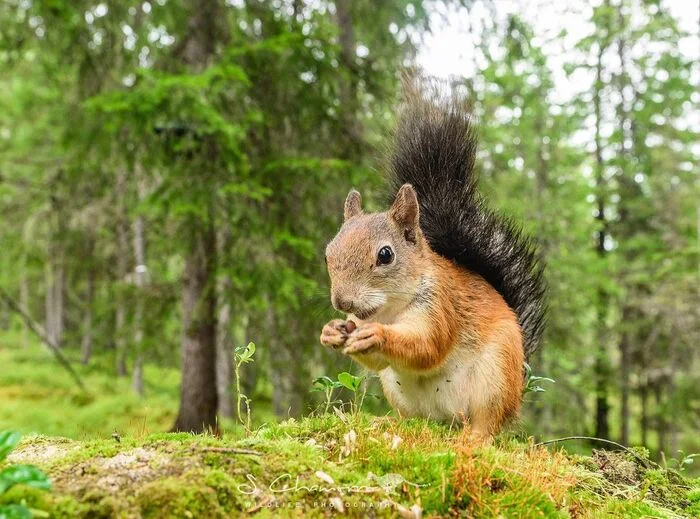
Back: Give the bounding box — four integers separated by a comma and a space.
530, 100, 552, 437
20, 264, 29, 347
619, 332, 630, 444
172, 223, 219, 433
594, 352, 610, 439
593, 33, 611, 440
44, 214, 65, 351
216, 275, 234, 419
114, 298, 127, 375
53, 263, 64, 348
292, 0, 302, 18
614, 10, 633, 447
0, 298, 8, 330
44, 262, 54, 345
81, 255, 95, 365
640, 383, 648, 447
170, 0, 224, 434
115, 169, 129, 377
654, 384, 666, 456
667, 334, 679, 456
132, 174, 148, 396
266, 301, 303, 418
44, 258, 65, 349
132, 359, 144, 396
334, 0, 362, 158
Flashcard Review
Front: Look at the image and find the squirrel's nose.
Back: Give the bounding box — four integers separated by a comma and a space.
333, 295, 354, 313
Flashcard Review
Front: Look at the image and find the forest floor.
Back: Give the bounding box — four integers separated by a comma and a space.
0, 344, 180, 439
1, 345, 699, 518
2, 415, 699, 518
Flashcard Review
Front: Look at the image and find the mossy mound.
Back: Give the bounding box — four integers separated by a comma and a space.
2, 414, 698, 518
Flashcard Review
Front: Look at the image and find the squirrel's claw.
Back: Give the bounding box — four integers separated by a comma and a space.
343, 323, 384, 354
320, 319, 348, 349
343, 340, 377, 355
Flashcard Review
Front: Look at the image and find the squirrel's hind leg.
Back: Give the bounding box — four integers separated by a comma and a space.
459, 324, 524, 438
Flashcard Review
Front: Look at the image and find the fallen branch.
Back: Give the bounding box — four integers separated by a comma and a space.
197, 447, 262, 456
0, 287, 85, 390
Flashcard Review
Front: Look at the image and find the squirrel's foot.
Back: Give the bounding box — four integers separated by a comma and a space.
320, 319, 348, 349
343, 322, 384, 355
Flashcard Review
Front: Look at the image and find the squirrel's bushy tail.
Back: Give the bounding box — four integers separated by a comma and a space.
387, 84, 546, 357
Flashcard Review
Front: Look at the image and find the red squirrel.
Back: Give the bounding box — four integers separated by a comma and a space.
320, 91, 546, 437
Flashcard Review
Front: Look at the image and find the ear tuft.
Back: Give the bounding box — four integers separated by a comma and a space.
389, 184, 420, 241
344, 189, 363, 221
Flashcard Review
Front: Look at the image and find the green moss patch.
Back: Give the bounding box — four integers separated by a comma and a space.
3, 415, 699, 518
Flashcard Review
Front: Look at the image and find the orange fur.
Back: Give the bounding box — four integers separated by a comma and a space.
321, 185, 525, 436
374, 251, 524, 434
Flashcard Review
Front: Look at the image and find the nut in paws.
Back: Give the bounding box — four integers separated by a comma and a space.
343, 322, 384, 355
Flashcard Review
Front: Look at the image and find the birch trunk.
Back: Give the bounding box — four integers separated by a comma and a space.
115, 169, 129, 376
132, 173, 148, 396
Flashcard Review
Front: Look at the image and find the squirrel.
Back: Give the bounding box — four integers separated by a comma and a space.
320, 89, 546, 438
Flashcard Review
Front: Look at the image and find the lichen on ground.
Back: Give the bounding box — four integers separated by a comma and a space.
1, 414, 698, 518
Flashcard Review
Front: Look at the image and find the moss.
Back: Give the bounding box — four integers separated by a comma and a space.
686, 486, 700, 517
642, 468, 691, 510
585, 500, 668, 518
5, 414, 700, 518
136, 473, 227, 518
0, 486, 47, 510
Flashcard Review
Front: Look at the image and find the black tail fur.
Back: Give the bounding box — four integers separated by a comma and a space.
387, 87, 546, 357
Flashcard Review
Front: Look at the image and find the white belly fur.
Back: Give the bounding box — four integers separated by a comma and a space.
378, 341, 504, 422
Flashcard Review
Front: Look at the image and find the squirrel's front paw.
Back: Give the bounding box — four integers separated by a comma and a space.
343, 322, 385, 355
320, 319, 348, 349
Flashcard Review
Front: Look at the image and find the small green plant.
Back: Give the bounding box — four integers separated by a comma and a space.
665, 451, 699, 472
312, 372, 366, 416
0, 431, 51, 519
234, 342, 256, 433
523, 362, 555, 395
312, 376, 344, 414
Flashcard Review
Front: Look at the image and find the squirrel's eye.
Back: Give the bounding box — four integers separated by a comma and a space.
376, 246, 394, 266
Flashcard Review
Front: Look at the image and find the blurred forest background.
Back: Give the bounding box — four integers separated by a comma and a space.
0, 0, 697, 467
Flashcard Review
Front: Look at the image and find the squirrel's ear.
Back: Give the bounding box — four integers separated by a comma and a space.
343, 189, 363, 221
389, 184, 420, 241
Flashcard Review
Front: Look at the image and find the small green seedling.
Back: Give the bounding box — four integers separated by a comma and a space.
312, 376, 344, 414
337, 371, 363, 393
668, 451, 699, 472
0, 431, 51, 519
523, 362, 555, 395
234, 342, 256, 433
314, 371, 367, 416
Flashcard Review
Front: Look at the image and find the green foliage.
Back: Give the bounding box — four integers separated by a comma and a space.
311, 376, 343, 414
0, 431, 51, 519
312, 370, 380, 417
0, 0, 697, 484
0, 434, 21, 463
313, 371, 368, 417
523, 362, 555, 395
336, 372, 363, 394
234, 342, 256, 432
665, 451, 700, 473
